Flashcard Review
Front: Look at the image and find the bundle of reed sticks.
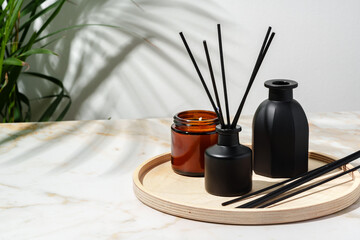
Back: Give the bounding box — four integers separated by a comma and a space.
179, 24, 275, 129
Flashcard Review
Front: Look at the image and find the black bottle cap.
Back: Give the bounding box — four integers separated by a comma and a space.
265, 79, 298, 89
216, 125, 242, 134
265, 79, 298, 101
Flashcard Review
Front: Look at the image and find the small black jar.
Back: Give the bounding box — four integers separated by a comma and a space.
205, 125, 252, 196
252, 79, 309, 178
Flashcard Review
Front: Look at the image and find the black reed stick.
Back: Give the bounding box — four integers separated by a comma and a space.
230, 27, 275, 128
258, 164, 360, 208
179, 32, 222, 121
222, 172, 301, 206
217, 24, 230, 127
259, 27, 272, 59
236, 150, 360, 208
203, 41, 225, 128
223, 151, 333, 206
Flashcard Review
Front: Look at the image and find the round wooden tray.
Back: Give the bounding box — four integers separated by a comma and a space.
133, 152, 360, 225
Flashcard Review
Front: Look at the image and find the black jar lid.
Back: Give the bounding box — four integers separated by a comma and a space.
265, 79, 298, 89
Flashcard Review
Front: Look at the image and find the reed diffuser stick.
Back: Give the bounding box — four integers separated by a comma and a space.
179, 32, 222, 121
258, 164, 360, 208
231, 27, 275, 128
222, 172, 300, 206
217, 24, 230, 126
236, 150, 360, 208
203, 41, 225, 128
222, 151, 337, 206
259, 27, 272, 58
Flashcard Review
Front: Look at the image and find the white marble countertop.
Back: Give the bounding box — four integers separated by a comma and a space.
0, 112, 359, 239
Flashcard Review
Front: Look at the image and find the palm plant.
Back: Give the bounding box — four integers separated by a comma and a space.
0, 0, 71, 122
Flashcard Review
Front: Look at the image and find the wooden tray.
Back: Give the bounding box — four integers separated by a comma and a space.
133, 152, 360, 225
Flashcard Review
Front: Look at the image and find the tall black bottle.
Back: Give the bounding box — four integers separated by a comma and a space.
205, 125, 252, 196
252, 79, 309, 178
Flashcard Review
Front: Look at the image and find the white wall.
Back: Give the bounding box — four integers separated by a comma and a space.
24, 0, 360, 120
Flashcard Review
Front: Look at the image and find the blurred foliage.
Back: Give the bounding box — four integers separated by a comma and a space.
0, 0, 71, 122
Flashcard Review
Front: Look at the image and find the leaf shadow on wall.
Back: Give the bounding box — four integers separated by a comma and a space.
24, 0, 231, 121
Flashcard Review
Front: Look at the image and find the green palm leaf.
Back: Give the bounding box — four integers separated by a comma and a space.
17, 0, 63, 35
19, 48, 58, 57
20, 0, 47, 18
3, 57, 24, 66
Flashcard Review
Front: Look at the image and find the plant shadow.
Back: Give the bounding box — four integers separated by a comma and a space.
23, 0, 235, 121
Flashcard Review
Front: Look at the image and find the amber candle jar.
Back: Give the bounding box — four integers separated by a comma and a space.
171, 110, 219, 177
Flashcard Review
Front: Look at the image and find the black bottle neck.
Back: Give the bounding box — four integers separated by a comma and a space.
216, 125, 242, 146
265, 79, 298, 102
269, 89, 293, 101
218, 132, 240, 146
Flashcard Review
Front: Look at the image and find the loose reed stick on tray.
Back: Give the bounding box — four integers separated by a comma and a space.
222, 150, 346, 206
258, 164, 360, 208
236, 150, 360, 208
222, 174, 300, 206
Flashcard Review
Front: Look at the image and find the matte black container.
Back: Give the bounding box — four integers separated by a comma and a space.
205, 125, 252, 196
252, 79, 309, 178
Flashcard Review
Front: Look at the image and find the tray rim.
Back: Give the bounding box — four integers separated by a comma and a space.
133, 151, 360, 225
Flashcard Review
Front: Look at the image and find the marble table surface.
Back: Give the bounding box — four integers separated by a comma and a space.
0, 112, 359, 240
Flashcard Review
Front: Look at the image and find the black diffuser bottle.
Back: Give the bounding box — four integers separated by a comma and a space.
252, 79, 309, 178
205, 126, 252, 196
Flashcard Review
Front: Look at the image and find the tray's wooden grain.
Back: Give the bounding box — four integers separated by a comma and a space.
133, 152, 360, 225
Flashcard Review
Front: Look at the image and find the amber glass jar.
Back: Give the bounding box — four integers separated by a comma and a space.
171, 110, 219, 177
